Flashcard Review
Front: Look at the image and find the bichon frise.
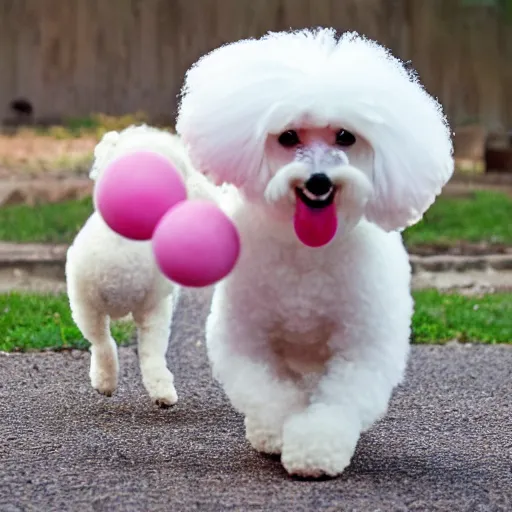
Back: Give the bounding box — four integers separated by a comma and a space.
66, 124, 219, 407
176, 28, 454, 477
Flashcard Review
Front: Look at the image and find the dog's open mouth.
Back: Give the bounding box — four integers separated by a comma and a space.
295, 186, 336, 209
293, 178, 338, 248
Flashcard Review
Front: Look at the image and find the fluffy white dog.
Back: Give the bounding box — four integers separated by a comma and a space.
66, 124, 219, 407
176, 28, 454, 477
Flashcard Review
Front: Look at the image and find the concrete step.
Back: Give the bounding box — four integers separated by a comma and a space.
1, 242, 512, 295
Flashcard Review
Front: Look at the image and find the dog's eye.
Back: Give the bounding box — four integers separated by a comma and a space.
335, 129, 356, 147
278, 130, 300, 147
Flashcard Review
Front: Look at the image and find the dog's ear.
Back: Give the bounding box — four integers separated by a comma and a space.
89, 130, 121, 181
355, 53, 454, 232
176, 37, 287, 196
362, 113, 454, 232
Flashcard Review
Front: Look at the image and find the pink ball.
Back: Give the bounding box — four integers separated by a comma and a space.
95, 151, 187, 241
152, 200, 241, 287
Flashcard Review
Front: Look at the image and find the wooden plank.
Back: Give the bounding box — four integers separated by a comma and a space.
0, 0, 509, 130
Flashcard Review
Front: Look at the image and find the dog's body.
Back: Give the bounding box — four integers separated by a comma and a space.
176, 28, 454, 477
206, 202, 413, 477
66, 125, 219, 406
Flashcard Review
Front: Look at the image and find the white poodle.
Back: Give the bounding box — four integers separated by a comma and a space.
66, 125, 219, 407
176, 28, 454, 477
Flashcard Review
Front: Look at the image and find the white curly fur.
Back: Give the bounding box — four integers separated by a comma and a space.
177, 28, 453, 231
176, 28, 454, 477
66, 124, 221, 406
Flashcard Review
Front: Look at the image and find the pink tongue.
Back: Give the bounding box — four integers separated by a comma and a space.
294, 198, 338, 248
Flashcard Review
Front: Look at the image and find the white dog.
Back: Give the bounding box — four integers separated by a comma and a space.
66, 124, 219, 407
176, 28, 454, 477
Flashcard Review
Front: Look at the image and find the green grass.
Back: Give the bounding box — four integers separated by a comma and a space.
0, 197, 93, 244
0, 290, 509, 352
403, 190, 512, 247
0, 292, 135, 352
1, 189, 511, 247
8, 112, 172, 140
412, 289, 512, 343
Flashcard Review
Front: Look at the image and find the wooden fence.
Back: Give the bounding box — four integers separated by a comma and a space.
0, 0, 510, 129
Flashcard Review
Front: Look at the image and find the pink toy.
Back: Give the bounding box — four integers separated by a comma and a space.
95, 151, 187, 241
152, 200, 241, 287
294, 199, 338, 248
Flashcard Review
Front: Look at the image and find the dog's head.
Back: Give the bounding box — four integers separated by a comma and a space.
177, 28, 454, 233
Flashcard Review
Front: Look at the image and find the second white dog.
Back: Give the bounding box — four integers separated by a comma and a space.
66, 125, 219, 407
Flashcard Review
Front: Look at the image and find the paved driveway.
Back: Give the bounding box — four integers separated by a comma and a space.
1, 289, 510, 511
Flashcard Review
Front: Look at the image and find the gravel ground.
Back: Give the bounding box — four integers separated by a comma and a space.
0, 288, 511, 512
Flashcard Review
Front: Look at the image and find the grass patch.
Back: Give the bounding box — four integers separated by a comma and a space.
1, 189, 511, 247
0, 290, 509, 352
32, 112, 154, 139
403, 190, 512, 247
0, 113, 172, 175
0, 185, 510, 249
1, 151, 95, 175
0, 197, 93, 244
1, 113, 173, 141
0, 292, 135, 352
412, 289, 512, 344
0, 133, 96, 176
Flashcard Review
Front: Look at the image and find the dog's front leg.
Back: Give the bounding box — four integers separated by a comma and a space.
212, 348, 307, 455
206, 314, 307, 454
281, 339, 409, 478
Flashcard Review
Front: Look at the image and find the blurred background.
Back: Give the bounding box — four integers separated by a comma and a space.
0, 0, 511, 174
1, 6, 512, 508
0, 0, 511, 350
0, 0, 509, 127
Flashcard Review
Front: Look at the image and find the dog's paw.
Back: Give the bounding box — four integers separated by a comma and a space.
89, 350, 119, 397
143, 369, 178, 408
90, 367, 118, 397
281, 405, 360, 479
245, 416, 283, 454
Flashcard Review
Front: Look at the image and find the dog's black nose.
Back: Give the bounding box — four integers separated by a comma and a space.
304, 173, 333, 196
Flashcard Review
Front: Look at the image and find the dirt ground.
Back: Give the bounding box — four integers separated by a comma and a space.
0, 288, 511, 511
0, 134, 96, 179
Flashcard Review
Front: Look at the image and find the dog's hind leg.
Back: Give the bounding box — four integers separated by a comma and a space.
133, 295, 178, 408
72, 304, 119, 397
